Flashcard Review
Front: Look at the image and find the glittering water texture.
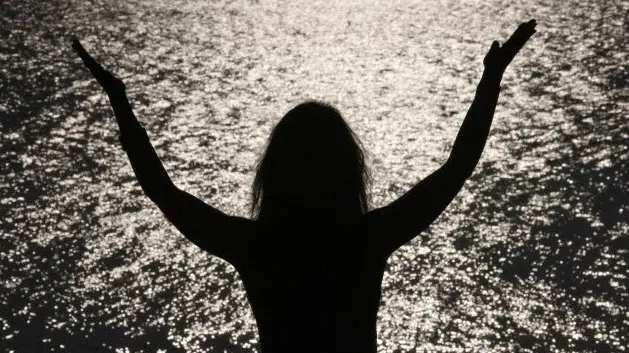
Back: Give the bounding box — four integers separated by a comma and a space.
1, 0, 628, 352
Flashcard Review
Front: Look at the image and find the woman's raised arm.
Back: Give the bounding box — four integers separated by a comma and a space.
366, 20, 537, 256
71, 38, 253, 264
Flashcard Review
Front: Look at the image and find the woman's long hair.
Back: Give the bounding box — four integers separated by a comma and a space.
251, 100, 371, 220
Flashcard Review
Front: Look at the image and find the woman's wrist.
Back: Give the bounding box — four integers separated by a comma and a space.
482, 65, 505, 81
475, 67, 503, 96
106, 87, 127, 100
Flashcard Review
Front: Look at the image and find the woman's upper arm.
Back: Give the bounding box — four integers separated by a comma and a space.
366, 161, 467, 255
152, 185, 254, 264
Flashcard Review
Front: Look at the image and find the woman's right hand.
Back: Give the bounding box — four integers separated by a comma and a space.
483, 19, 537, 75
71, 37, 127, 95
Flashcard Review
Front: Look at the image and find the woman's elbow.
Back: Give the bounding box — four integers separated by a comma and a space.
444, 158, 476, 181
141, 181, 175, 205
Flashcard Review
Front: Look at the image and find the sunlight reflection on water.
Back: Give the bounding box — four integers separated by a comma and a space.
1, 0, 628, 352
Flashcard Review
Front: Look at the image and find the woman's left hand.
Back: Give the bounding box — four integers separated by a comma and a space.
71, 37, 126, 94
483, 19, 537, 74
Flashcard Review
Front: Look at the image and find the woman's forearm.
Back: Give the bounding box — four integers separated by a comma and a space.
447, 68, 503, 177
107, 91, 175, 202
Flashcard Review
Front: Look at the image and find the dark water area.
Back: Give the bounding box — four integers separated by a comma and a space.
1, 0, 628, 352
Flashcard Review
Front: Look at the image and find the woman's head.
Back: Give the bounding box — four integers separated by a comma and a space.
251, 100, 370, 220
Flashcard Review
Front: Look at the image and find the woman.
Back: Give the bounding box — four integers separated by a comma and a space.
72, 19, 536, 353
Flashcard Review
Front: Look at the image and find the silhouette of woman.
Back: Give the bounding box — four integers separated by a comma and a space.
72, 19, 536, 353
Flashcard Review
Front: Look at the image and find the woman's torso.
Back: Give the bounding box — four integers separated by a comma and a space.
235, 216, 387, 353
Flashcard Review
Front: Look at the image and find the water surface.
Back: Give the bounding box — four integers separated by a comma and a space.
1, 0, 628, 351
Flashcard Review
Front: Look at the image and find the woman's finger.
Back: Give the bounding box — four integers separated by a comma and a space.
71, 38, 94, 65
502, 20, 537, 54
499, 19, 537, 66
71, 38, 106, 75
483, 41, 500, 64
71, 38, 127, 93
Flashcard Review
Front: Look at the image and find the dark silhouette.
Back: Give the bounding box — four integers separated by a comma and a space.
251, 101, 371, 220
71, 19, 537, 353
